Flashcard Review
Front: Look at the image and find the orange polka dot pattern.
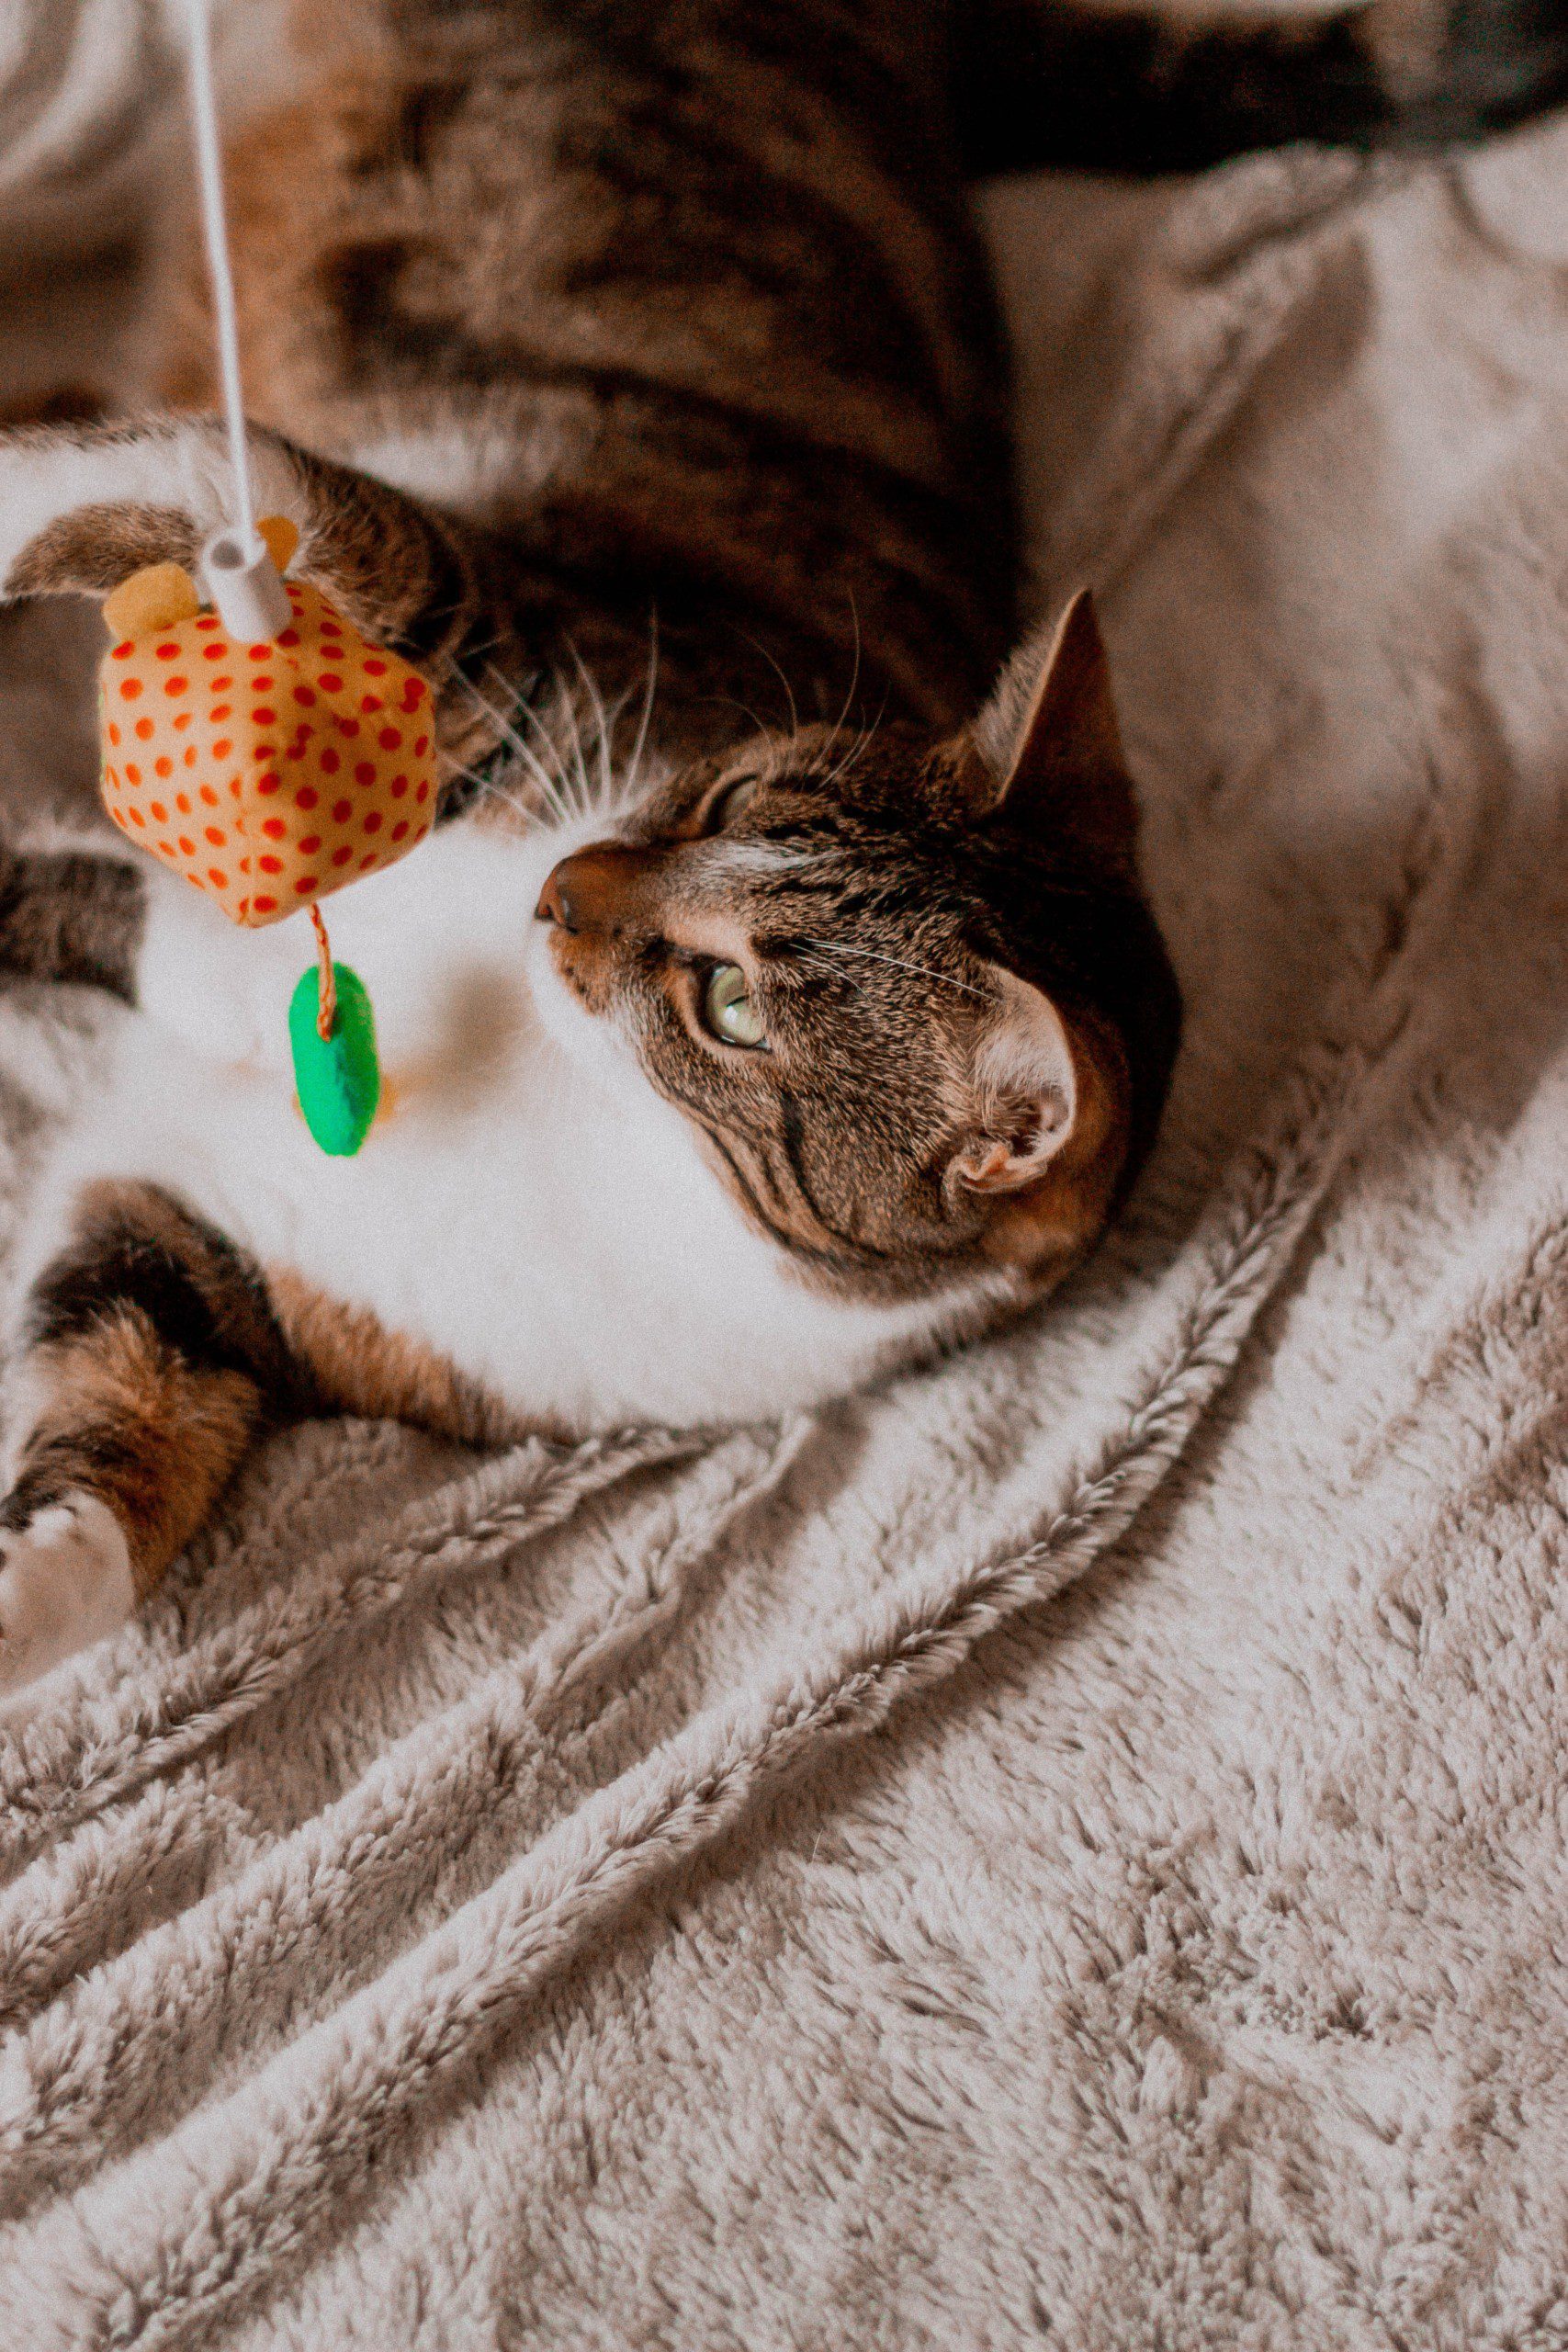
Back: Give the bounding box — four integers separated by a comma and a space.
98, 580, 436, 927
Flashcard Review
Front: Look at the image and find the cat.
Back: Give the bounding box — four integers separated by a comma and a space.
0, 573, 1180, 1701
0, 0, 1561, 1707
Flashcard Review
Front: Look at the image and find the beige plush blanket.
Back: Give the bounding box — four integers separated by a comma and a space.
3, 31, 1568, 2345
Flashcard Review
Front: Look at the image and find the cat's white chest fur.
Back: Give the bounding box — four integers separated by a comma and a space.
28, 822, 940, 1430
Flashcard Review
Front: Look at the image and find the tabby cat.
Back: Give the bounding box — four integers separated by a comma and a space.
0, 0, 1560, 1705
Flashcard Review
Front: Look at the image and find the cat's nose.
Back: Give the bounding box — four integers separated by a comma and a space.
535, 860, 578, 931
535, 844, 640, 933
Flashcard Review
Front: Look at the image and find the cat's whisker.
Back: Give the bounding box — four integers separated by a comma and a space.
491, 671, 600, 829
564, 707, 592, 820
491, 731, 576, 832
457, 680, 578, 831
474, 665, 562, 792
797, 936, 989, 1001
443, 757, 513, 802
625, 615, 660, 806
468, 770, 526, 816
541, 663, 593, 821
473, 691, 584, 832
446, 630, 509, 684
469, 772, 545, 836
592, 681, 637, 818
566, 645, 617, 819
452, 670, 533, 753
601, 689, 633, 812
449, 639, 525, 716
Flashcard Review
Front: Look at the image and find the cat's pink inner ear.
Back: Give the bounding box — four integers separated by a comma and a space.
954, 968, 1078, 1193
983, 588, 1141, 880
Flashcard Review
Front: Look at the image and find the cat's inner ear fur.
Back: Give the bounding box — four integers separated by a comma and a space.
973, 587, 1141, 882
952, 967, 1078, 1195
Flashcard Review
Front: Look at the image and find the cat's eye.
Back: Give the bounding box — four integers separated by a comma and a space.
703, 963, 765, 1047
705, 776, 757, 832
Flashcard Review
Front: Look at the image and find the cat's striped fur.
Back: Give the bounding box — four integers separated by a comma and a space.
961, 0, 1568, 177
0, 0, 1562, 1704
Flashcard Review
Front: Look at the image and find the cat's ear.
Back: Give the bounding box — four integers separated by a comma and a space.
951, 967, 1078, 1194
973, 589, 1140, 882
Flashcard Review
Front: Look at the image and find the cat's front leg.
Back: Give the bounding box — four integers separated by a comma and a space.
0, 830, 145, 1001
0, 415, 521, 776
0, 1178, 305, 1713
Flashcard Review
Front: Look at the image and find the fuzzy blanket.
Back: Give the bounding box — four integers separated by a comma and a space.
4, 30, 1568, 2346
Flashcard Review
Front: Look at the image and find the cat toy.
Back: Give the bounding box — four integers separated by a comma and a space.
95, 0, 437, 1155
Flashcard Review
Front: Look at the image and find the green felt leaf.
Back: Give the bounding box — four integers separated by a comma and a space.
288, 960, 380, 1157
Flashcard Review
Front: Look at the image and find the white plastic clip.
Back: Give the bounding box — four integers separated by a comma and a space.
202, 528, 292, 642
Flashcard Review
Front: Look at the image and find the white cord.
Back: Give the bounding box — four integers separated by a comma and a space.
183, 0, 259, 559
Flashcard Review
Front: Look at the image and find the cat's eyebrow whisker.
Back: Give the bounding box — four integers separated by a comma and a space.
710, 694, 784, 764
798, 936, 989, 1001
735, 626, 799, 740
818, 722, 871, 794
823, 589, 863, 753
818, 686, 889, 795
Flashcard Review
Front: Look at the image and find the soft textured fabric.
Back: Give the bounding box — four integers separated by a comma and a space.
0, 0, 168, 266
4, 31, 1568, 2347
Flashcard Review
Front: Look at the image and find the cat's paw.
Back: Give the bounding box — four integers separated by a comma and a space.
0, 415, 307, 604
0, 1494, 135, 1718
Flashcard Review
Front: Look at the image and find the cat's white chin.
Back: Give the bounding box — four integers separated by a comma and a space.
520, 910, 644, 1105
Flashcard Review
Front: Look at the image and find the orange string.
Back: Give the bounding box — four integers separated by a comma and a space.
310, 903, 336, 1042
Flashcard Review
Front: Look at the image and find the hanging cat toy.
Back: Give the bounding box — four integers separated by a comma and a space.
96, 0, 437, 1156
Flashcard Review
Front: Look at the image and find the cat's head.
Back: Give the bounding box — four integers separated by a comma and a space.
530, 592, 1181, 1311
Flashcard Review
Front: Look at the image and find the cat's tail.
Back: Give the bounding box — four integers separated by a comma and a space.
955, 0, 1568, 177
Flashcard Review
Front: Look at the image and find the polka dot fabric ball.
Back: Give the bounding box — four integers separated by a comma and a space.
98, 577, 436, 927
